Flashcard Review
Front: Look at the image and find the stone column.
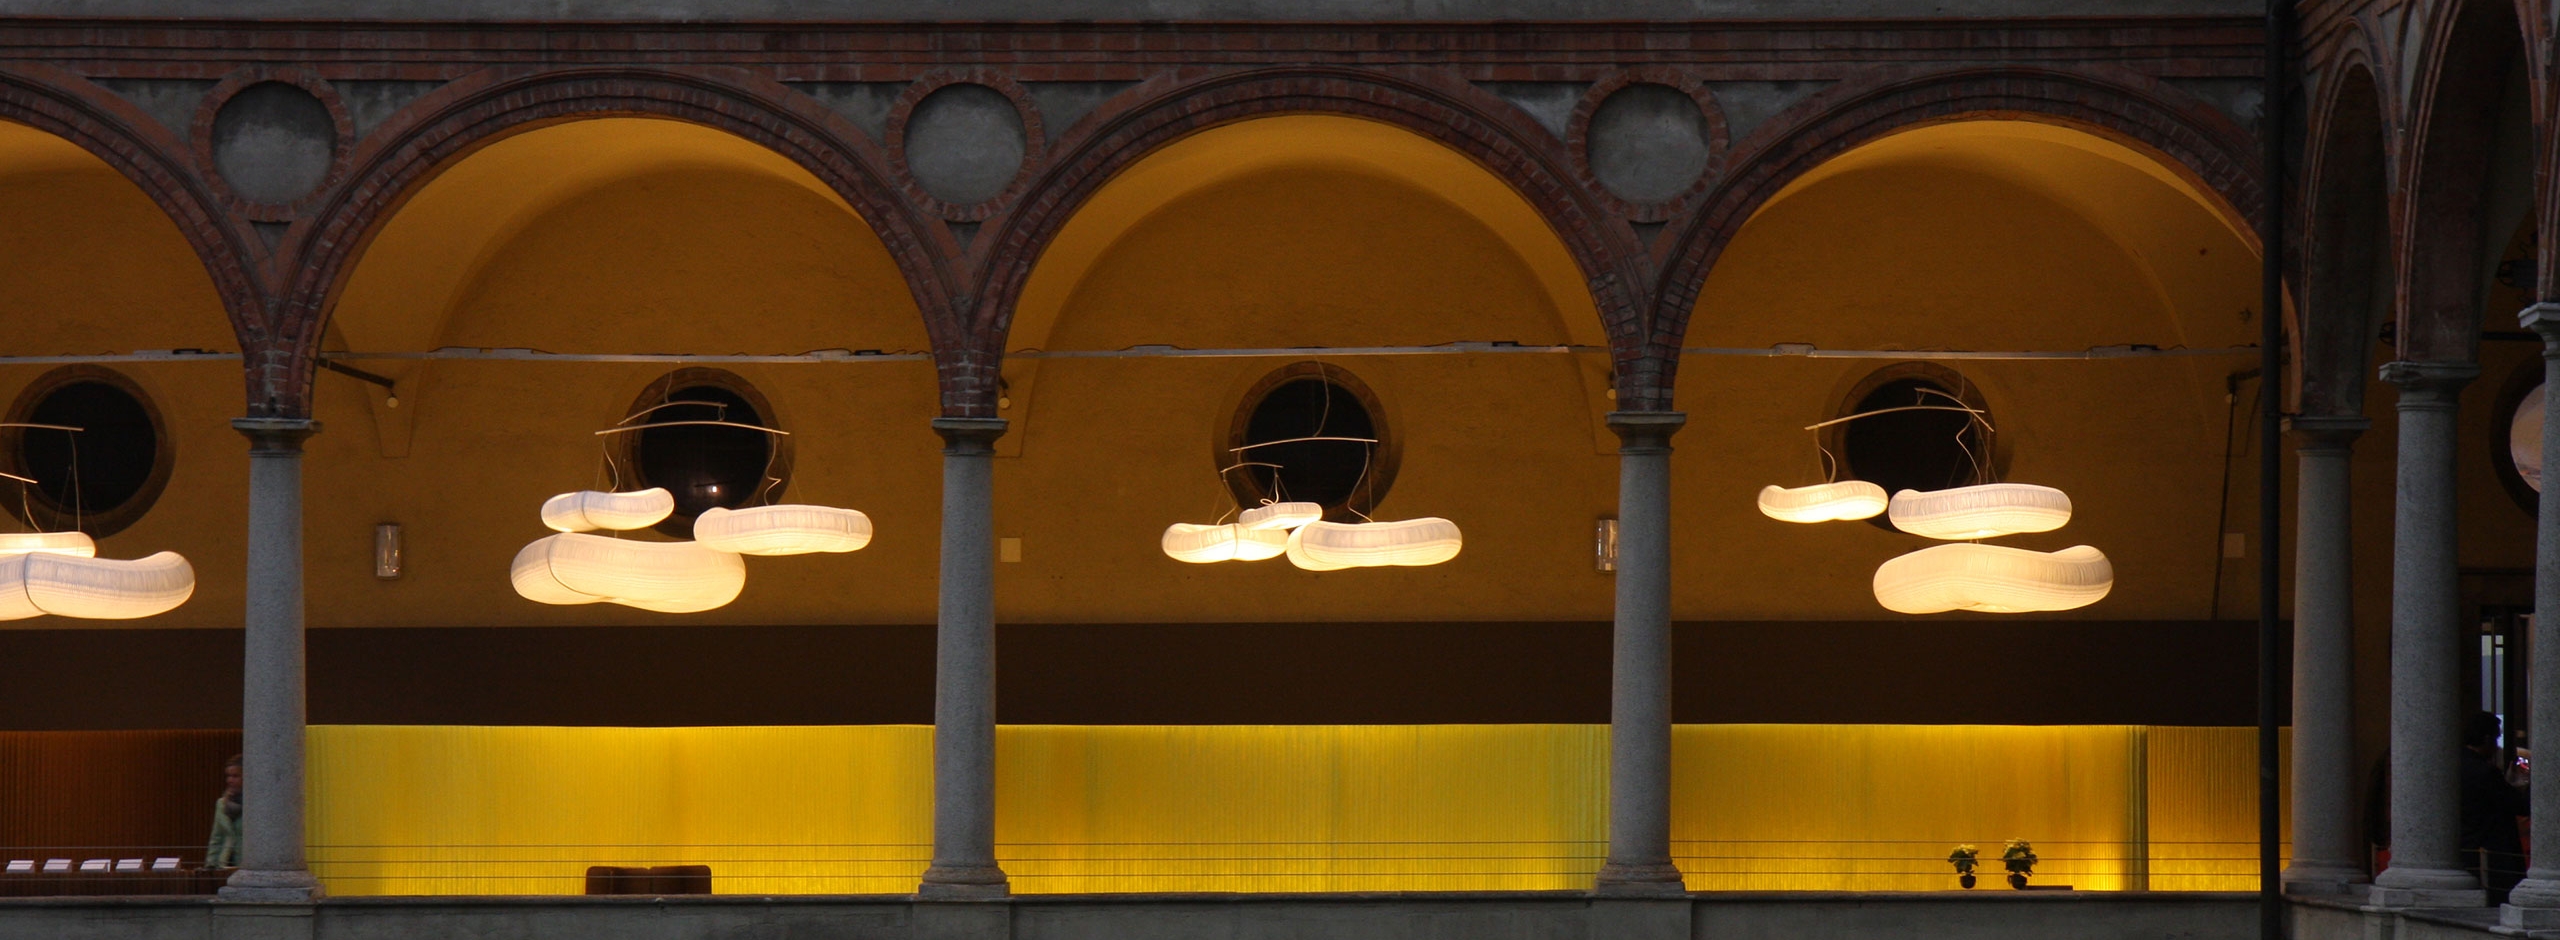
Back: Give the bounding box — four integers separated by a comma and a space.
920, 416, 1009, 899
2367, 360, 2486, 908
221, 418, 325, 903
2282, 415, 2371, 896
2505, 303, 2560, 927
1595, 411, 1688, 897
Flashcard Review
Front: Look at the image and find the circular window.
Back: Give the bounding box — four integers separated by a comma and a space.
1824, 365, 1996, 531
2, 367, 173, 538
1224, 364, 1396, 523
619, 369, 789, 538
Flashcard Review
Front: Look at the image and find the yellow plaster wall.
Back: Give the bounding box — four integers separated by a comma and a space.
303, 723, 2273, 895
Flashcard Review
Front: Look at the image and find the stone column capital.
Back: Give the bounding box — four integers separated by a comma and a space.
2283, 414, 2370, 451
231, 417, 318, 455
2380, 361, 2477, 410
932, 417, 1008, 455
2518, 302, 2560, 340
1606, 411, 1686, 454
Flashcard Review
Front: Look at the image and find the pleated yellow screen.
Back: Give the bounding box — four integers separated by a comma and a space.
304, 724, 2274, 895
1667, 725, 2284, 891
305, 725, 936, 895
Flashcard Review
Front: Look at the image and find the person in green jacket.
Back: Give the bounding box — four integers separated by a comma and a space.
204, 755, 242, 869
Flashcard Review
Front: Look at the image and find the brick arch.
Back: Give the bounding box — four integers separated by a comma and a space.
1652, 65, 2263, 389
962, 66, 1647, 416
2393, 0, 2535, 362
2299, 54, 2393, 418
272, 67, 954, 419
0, 63, 264, 382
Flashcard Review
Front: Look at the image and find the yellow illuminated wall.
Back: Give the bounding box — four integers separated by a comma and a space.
306, 724, 2277, 896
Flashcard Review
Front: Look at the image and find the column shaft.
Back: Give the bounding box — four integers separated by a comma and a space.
921, 416, 1009, 898
1595, 411, 1686, 897
2504, 305, 2560, 922
2283, 416, 2369, 894
2369, 361, 2484, 907
221, 418, 324, 903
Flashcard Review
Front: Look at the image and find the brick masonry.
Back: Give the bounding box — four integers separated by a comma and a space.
0, 9, 2543, 419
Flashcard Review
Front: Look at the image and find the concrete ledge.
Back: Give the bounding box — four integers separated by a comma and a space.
0, 891, 2260, 940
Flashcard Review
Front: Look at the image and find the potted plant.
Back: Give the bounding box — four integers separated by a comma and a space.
2002, 838, 2037, 889
1947, 844, 1979, 889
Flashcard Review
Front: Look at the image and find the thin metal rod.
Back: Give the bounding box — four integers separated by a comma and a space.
592, 421, 790, 437
1217, 462, 1284, 473
0, 471, 32, 485
1799, 404, 1987, 432
0, 423, 82, 432
615, 401, 726, 425
2258, 0, 2291, 932
315, 356, 397, 392
1228, 436, 1379, 452
0, 343, 2263, 368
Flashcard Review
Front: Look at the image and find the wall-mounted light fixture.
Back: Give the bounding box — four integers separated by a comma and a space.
374, 523, 403, 580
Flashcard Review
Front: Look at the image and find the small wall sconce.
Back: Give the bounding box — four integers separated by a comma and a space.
1594, 518, 1617, 573
374, 523, 404, 580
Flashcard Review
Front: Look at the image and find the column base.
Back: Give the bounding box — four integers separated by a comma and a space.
2367, 865, 2486, 909
2282, 863, 2370, 896
2504, 902, 2560, 932
918, 864, 1010, 899
1593, 861, 1688, 898
2505, 877, 2560, 912
218, 868, 325, 902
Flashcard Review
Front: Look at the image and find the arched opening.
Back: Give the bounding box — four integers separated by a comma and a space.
0, 117, 243, 894
321, 117, 939, 629
975, 112, 1620, 893
1676, 118, 2264, 891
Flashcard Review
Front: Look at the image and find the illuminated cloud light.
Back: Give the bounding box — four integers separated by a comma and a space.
1239, 502, 1324, 531
541, 488, 676, 533
1872, 543, 2113, 614
1287, 518, 1462, 570
0, 551, 194, 620
1756, 481, 1889, 523
695, 505, 873, 555
511, 533, 746, 613
1887, 484, 2072, 540
0, 531, 94, 557
1163, 523, 1290, 563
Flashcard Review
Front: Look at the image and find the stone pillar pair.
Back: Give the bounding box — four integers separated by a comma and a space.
2290, 357, 2500, 908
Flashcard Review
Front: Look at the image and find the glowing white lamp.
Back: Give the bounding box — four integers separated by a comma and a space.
0, 531, 95, 557
1757, 481, 1889, 523
2513, 382, 2543, 492
1887, 484, 2072, 540
1162, 523, 1289, 563
540, 488, 675, 533
1871, 543, 2113, 614
0, 551, 195, 620
694, 505, 873, 555
511, 533, 746, 613
1287, 518, 1463, 569
1239, 502, 1323, 531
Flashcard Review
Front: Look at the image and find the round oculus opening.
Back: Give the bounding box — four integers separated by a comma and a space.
3, 367, 172, 539
1827, 366, 1996, 532
1225, 365, 1396, 523
623, 370, 787, 538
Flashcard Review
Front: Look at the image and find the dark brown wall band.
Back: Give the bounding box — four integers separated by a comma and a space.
0, 620, 2268, 730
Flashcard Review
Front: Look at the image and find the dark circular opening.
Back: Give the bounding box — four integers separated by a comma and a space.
8, 377, 166, 537
1843, 376, 1989, 514
1234, 375, 1384, 521
632, 385, 772, 537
